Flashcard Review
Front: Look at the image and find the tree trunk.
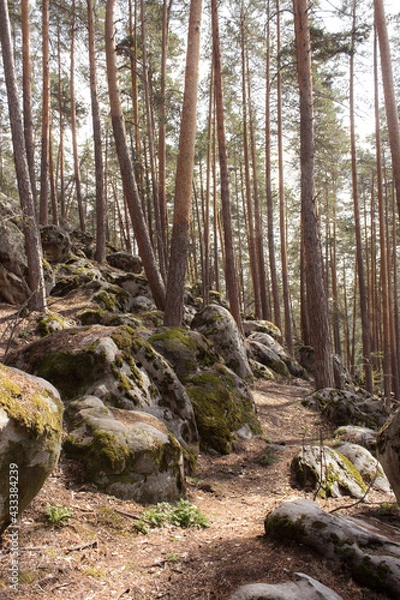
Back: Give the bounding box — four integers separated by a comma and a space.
211, 0, 242, 331
105, 0, 166, 310
71, 0, 86, 232
292, 0, 334, 389
87, 0, 107, 263
21, 0, 37, 204
374, 0, 400, 223
39, 0, 50, 225
164, 0, 203, 326
349, 1, 373, 392
265, 0, 281, 331
0, 0, 47, 312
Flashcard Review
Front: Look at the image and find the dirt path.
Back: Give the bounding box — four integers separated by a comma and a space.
0, 378, 396, 600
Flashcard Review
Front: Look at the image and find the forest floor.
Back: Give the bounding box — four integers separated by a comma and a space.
0, 302, 398, 600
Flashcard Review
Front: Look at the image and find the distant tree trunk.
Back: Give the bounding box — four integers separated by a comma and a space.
374, 0, 400, 223
164, 0, 203, 326
71, 0, 86, 232
240, 11, 261, 319
57, 23, 66, 222
87, 0, 107, 263
0, 0, 47, 312
21, 0, 37, 204
212, 0, 242, 331
265, 0, 281, 331
158, 0, 170, 270
292, 0, 334, 389
39, 0, 50, 225
105, 0, 166, 310
277, 0, 293, 353
349, 1, 373, 392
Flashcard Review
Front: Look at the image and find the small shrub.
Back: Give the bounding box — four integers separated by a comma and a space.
134, 499, 209, 534
45, 502, 73, 527
258, 447, 279, 466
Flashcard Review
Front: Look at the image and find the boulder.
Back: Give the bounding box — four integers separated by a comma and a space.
265, 499, 400, 599
106, 252, 143, 274
292, 445, 366, 498
0, 221, 30, 304
334, 442, 392, 494
41, 225, 71, 263
334, 425, 377, 452
377, 409, 400, 503
51, 258, 104, 296
247, 332, 305, 378
247, 340, 290, 378
191, 305, 253, 382
150, 327, 261, 454
242, 319, 281, 340
8, 325, 198, 450
0, 364, 63, 534
303, 388, 389, 429
228, 572, 343, 600
64, 395, 185, 503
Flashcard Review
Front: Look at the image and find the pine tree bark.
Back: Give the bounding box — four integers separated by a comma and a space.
0, 0, 47, 312
374, 0, 400, 223
39, 0, 50, 225
105, 0, 166, 310
21, 0, 37, 204
87, 0, 107, 263
211, 0, 242, 331
164, 0, 203, 326
292, 0, 334, 389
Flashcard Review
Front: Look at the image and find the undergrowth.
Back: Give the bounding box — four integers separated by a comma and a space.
134, 499, 209, 534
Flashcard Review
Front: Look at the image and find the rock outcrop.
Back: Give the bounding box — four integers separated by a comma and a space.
229, 572, 343, 600
377, 409, 400, 504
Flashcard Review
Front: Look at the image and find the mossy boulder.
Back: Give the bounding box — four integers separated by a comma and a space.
246, 339, 290, 378
9, 325, 198, 449
247, 332, 305, 378
303, 388, 389, 429
51, 258, 104, 296
0, 365, 63, 534
228, 573, 343, 600
334, 442, 391, 494
242, 319, 281, 340
149, 327, 261, 454
377, 410, 400, 504
40, 224, 71, 263
64, 395, 185, 503
292, 445, 367, 498
265, 499, 400, 598
191, 305, 253, 382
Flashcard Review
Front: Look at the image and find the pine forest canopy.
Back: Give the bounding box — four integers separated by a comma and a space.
0, 0, 400, 397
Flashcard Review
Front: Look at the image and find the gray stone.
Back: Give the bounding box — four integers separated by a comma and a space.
0, 365, 63, 534
40, 224, 71, 263
247, 332, 305, 378
303, 388, 389, 429
247, 340, 290, 378
377, 409, 400, 504
229, 573, 343, 600
191, 304, 253, 382
265, 499, 400, 599
334, 442, 392, 494
292, 445, 366, 498
64, 395, 185, 503
334, 425, 377, 451
106, 252, 143, 274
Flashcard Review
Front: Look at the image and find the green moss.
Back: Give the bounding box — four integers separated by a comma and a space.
264, 512, 306, 541
353, 555, 390, 591
77, 308, 108, 325
37, 311, 68, 336
0, 365, 62, 442
335, 451, 367, 494
36, 350, 97, 400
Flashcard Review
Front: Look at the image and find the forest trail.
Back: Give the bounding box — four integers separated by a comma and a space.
0, 377, 395, 600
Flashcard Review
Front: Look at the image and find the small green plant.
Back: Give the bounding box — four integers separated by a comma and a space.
166, 552, 180, 563
45, 502, 73, 527
134, 499, 209, 534
258, 447, 279, 467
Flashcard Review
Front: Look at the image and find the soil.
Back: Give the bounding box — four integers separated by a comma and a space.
0, 300, 398, 600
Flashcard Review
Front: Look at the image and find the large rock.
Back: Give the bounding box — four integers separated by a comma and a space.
228, 572, 343, 600
247, 332, 305, 378
64, 395, 185, 503
150, 327, 261, 454
303, 388, 389, 429
106, 252, 143, 274
0, 221, 30, 304
334, 442, 392, 494
377, 409, 400, 503
40, 225, 71, 263
191, 304, 253, 382
247, 339, 290, 378
0, 365, 63, 534
265, 499, 400, 599
292, 445, 366, 498
8, 325, 198, 450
